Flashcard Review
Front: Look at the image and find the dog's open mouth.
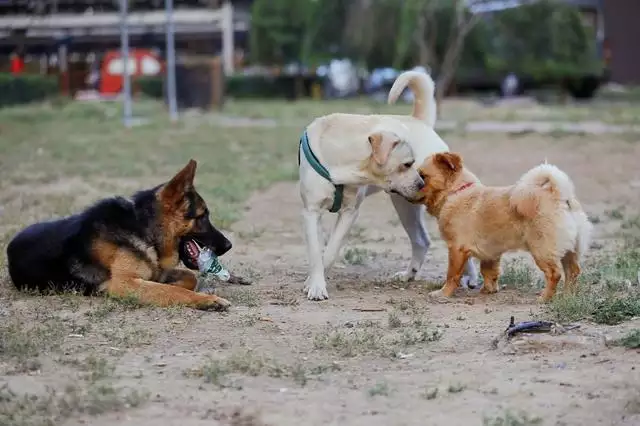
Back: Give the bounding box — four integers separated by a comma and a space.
179, 238, 204, 270
184, 239, 201, 264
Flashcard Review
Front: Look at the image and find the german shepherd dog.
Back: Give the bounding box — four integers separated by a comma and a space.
6, 160, 235, 310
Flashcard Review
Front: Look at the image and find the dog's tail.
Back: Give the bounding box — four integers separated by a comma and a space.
387, 70, 437, 127
510, 163, 576, 219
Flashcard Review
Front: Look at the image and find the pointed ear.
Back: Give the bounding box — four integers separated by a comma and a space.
369, 132, 400, 166
162, 159, 197, 203
434, 152, 462, 172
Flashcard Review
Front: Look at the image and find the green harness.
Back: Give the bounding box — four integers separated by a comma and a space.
299, 130, 344, 213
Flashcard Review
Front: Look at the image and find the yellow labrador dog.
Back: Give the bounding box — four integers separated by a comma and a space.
298, 71, 479, 300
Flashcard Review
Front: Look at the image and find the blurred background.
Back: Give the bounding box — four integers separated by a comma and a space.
0, 0, 635, 107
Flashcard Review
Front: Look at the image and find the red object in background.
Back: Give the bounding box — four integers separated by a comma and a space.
10, 55, 25, 74
99, 49, 164, 95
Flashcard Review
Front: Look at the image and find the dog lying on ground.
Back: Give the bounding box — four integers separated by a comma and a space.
299, 70, 478, 300
6, 160, 240, 310
405, 152, 592, 301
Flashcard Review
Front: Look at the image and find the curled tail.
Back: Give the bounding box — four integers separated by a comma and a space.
510, 163, 577, 220
387, 70, 437, 127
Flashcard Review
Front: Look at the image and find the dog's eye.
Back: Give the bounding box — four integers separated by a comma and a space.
403, 161, 415, 169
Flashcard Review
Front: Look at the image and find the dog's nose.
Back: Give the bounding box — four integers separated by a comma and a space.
390, 189, 399, 195
220, 239, 232, 256
417, 180, 425, 190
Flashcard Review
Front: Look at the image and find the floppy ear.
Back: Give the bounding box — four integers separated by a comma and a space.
369, 132, 400, 166
434, 152, 462, 172
161, 159, 197, 203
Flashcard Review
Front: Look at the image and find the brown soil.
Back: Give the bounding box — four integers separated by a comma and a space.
2, 133, 640, 426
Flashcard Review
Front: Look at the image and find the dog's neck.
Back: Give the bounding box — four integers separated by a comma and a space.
428, 170, 481, 217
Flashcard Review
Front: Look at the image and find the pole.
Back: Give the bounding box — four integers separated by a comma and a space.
222, 1, 234, 75
165, 0, 178, 121
120, 0, 132, 127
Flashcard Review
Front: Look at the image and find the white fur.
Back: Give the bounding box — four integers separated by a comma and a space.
299, 70, 479, 300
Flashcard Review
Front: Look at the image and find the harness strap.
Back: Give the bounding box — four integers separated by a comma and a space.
299, 130, 344, 213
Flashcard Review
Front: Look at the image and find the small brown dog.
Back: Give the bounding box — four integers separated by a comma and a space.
408, 152, 592, 301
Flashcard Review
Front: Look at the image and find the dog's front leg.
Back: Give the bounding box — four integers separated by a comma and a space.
302, 208, 329, 300
390, 194, 479, 288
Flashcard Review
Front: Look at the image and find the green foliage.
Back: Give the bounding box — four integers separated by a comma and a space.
137, 77, 163, 99
0, 74, 58, 108
485, 0, 602, 80
138, 74, 324, 100
249, 0, 345, 66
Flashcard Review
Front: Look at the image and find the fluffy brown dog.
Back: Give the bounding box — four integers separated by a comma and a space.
408, 152, 592, 301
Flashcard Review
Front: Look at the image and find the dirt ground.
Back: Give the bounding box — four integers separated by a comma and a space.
2, 105, 640, 426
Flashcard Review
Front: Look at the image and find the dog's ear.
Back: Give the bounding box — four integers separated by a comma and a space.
369, 132, 400, 166
434, 152, 462, 172
161, 159, 197, 203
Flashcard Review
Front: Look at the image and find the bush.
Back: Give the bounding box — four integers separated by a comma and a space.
138, 74, 323, 101
136, 76, 164, 99
0, 74, 58, 108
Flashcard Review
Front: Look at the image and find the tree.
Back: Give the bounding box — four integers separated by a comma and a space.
395, 0, 487, 111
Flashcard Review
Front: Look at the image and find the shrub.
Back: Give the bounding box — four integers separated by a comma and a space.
0, 74, 58, 108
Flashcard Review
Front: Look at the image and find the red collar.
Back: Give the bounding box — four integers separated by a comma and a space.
450, 182, 474, 195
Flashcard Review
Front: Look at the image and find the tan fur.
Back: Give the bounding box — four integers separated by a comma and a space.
411, 153, 592, 301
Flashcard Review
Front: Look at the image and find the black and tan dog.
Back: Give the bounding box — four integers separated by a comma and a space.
6, 159, 238, 310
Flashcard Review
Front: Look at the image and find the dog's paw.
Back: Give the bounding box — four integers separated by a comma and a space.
393, 268, 418, 283
196, 295, 231, 311
429, 289, 444, 298
460, 276, 479, 290
304, 278, 329, 301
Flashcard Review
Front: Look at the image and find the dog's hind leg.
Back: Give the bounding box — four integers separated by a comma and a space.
389, 193, 431, 282
532, 256, 563, 302
103, 276, 231, 310
561, 251, 581, 295
323, 189, 366, 271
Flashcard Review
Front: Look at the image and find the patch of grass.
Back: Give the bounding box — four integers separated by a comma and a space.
621, 215, 640, 231
342, 247, 376, 265
367, 381, 391, 397
613, 329, 640, 349
387, 311, 403, 329
422, 387, 439, 400
605, 207, 625, 220
99, 323, 154, 348
499, 260, 542, 290
237, 227, 265, 241
0, 382, 147, 426
547, 245, 640, 325
268, 287, 299, 306
216, 287, 261, 307
0, 317, 66, 360
185, 350, 330, 388
313, 317, 442, 358
483, 410, 543, 426
448, 383, 466, 394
